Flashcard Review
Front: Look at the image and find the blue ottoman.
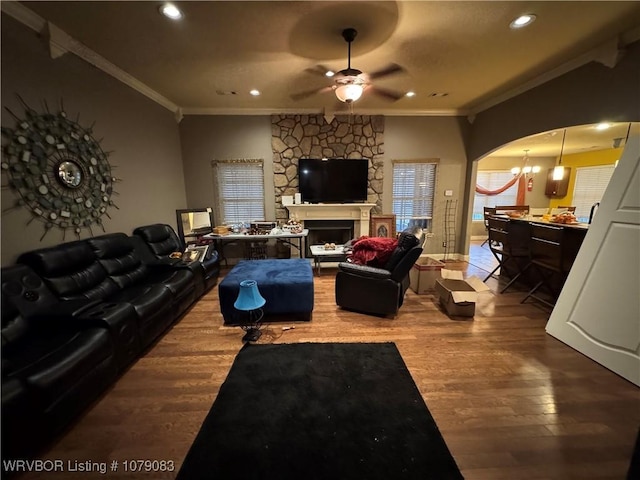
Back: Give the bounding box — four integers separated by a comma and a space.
219, 259, 314, 324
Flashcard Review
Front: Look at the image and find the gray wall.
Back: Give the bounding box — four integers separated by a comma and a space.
460, 40, 640, 248
1, 14, 187, 266
467, 41, 640, 163
178, 115, 275, 223
385, 116, 470, 254
177, 114, 470, 256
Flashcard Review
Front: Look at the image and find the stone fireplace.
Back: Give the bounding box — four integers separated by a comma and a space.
271, 114, 385, 225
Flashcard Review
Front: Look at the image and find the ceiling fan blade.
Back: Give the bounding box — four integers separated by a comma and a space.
368, 63, 405, 80
368, 85, 405, 101
304, 65, 334, 77
290, 85, 333, 101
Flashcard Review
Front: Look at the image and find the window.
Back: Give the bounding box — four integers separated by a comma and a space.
472, 171, 518, 220
572, 165, 615, 222
212, 159, 265, 224
392, 161, 437, 232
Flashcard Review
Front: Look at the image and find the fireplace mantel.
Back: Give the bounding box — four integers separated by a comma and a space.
286, 203, 376, 238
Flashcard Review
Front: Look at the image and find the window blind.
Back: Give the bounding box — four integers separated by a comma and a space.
392, 162, 437, 232
572, 165, 615, 221
212, 160, 265, 224
472, 171, 518, 220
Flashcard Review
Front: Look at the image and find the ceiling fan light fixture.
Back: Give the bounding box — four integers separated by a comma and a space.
335, 83, 364, 103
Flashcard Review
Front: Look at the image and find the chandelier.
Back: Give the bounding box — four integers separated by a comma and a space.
511, 150, 540, 177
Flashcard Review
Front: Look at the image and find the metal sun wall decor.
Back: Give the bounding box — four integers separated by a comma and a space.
1, 96, 120, 241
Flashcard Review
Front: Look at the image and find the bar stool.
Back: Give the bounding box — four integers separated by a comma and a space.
481, 207, 496, 247
483, 216, 531, 293
521, 223, 568, 307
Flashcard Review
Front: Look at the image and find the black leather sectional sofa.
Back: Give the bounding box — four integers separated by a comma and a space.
1, 224, 220, 460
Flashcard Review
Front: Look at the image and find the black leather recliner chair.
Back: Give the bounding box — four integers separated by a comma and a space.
1, 264, 118, 458
335, 230, 423, 316
133, 223, 221, 295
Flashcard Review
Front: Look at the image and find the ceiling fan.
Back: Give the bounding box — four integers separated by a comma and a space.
292, 28, 406, 104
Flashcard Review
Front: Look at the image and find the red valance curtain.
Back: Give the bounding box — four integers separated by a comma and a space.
475, 173, 521, 195
475, 173, 527, 204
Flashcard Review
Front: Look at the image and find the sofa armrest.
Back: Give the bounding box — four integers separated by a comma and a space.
30, 298, 106, 331
145, 258, 185, 271
337, 262, 392, 280
46, 298, 102, 318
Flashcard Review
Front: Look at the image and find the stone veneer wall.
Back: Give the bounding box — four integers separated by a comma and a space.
271, 114, 384, 224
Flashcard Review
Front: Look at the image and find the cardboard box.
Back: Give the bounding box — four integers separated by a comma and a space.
409, 256, 445, 294
435, 269, 490, 317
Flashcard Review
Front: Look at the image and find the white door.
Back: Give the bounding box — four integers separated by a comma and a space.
546, 129, 640, 386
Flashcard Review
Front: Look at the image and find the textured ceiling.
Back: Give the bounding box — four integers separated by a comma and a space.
6, 1, 640, 157
18, 1, 640, 115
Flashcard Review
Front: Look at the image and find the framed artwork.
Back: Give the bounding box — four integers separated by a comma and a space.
370, 214, 396, 238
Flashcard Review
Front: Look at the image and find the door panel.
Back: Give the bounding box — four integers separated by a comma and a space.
546, 131, 640, 386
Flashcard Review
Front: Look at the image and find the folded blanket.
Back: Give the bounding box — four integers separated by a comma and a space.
349, 236, 399, 267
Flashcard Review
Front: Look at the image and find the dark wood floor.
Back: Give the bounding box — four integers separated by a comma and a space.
19, 254, 639, 480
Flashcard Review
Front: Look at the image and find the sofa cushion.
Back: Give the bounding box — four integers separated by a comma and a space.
18, 242, 118, 301
87, 233, 152, 289
133, 224, 182, 257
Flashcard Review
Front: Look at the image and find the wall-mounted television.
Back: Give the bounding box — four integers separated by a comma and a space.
298, 158, 368, 204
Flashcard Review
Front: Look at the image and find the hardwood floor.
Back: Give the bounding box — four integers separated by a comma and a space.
18, 260, 639, 480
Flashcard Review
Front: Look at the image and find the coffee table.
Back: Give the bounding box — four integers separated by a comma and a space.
309, 244, 347, 275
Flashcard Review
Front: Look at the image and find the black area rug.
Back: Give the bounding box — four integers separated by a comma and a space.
176, 342, 463, 480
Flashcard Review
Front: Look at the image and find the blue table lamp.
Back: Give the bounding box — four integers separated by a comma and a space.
234, 279, 266, 342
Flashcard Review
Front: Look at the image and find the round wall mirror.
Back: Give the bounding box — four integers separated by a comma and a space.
57, 161, 83, 188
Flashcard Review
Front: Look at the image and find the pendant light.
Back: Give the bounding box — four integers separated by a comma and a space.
553, 129, 567, 180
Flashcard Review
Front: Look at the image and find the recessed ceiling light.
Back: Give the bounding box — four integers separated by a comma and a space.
595, 122, 610, 131
159, 3, 183, 20
510, 14, 536, 29
249, 89, 261, 96
325, 71, 335, 78
405, 91, 416, 97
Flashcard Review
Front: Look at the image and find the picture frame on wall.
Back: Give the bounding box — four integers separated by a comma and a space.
370, 214, 396, 238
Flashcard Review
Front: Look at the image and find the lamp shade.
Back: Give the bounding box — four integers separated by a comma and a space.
234, 279, 266, 311
335, 83, 363, 103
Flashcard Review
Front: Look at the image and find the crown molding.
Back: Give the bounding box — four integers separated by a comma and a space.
2, 1, 180, 117
181, 107, 466, 117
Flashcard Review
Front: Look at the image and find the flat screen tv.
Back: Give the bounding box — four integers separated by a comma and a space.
298, 158, 368, 204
